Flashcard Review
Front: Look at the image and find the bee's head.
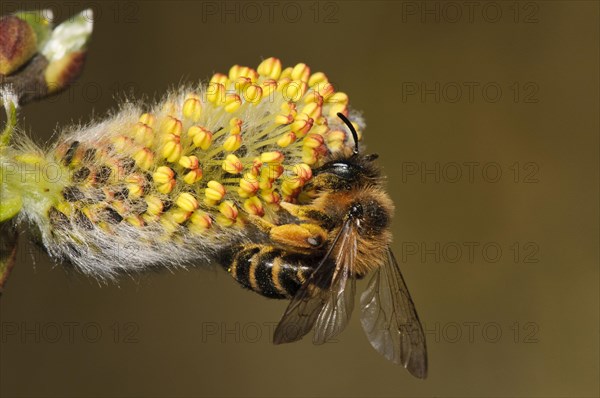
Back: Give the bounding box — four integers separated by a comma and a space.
304, 114, 395, 261
307, 113, 382, 192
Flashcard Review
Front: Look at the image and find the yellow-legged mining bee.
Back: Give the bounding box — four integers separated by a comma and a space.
1, 55, 426, 377
219, 114, 428, 378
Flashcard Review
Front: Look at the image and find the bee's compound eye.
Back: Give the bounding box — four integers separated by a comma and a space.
307, 236, 322, 247
349, 203, 363, 218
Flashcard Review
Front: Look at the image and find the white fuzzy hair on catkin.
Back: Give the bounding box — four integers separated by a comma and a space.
3, 72, 364, 280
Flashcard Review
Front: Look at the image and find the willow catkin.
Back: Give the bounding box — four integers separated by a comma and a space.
1, 57, 363, 278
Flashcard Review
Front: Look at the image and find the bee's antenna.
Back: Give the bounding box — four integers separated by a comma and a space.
337, 112, 359, 155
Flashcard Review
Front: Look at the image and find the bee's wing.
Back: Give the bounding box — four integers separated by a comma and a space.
360, 249, 428, 378
273, 219, 357, 345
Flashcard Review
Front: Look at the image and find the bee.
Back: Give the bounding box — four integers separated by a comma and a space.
219, 113, 428, 378
1, 54, 426, 376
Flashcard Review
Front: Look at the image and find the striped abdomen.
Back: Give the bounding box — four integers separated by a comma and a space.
219, 245, 317, 299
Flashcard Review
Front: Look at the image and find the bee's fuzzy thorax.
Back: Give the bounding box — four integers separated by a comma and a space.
2, 57, 365, 278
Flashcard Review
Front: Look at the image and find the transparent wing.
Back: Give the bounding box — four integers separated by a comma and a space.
360, 249, 428, 378
312, 222, 356, 345
273, 219, 357, 345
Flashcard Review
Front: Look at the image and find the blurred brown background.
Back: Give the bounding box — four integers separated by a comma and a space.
1, 1, 598, 397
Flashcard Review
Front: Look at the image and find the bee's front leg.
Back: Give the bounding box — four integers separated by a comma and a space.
218, 244, 318, 299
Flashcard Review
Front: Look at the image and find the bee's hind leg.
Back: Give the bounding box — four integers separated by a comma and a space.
218, 244, 315, 299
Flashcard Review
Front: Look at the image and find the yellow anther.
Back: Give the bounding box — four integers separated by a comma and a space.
250, 157, 263, 175
244, 67, 259, 82
125, 174, 146, 198
303, 133, 324, 149
261, 163, 284, 180
171, 208, 192, 224
260, 151, 284, 164
281, 101, 296, 113
276, 77, 291, 91
222, 154, 243, 174
328, 104, 347, 118
275, 113, 293, 125
308, 72, 328, 87
243, 196, 264, 217
312, 124, 330, 135
257, 57, 282, 80
190, 210, 212, 229
127, 183, 144, 198
277, 131, 296, 148
292, 163, 313, 181
291, 63, 310, 82
281, 79, 307, 102
224, 93, 242, 113
261, 79, 278, 99
207, 82, 226, 104
243, 84, 263, 104
182, 97, 202, 122
162, 139, 182, 163
205, 180, 226, 202
229, 117, 243, 135
160, 216, 178, 233
260, 189, 280, 204
302, 147, 318, 165
259, 178, 273, 191
216, 215, 235, 227
237, 188, 250, 199
229, 64, 257, 81
327, 91, 349, 105
146, 195, 164, 215
183, 168, 203, 184
304, 91, 323, 105
153, 166, 175, 184
143, 214, 160, 224
157, 180, 176, 194
313, 81, 334, 100
281, 179, 302, 195
179, 155, 199, 170
239, 173, 260, 195
210, 73, 228, 86
223, 134, 242, 152
291, 113, 314, 137
139, 113, 155, 127
160, 116, 183, 136
176, 192, 199, 212
301, 102, 322, 119
189, 126, 213, 150
279, 66, 293, 80
126, 215, 145, 228
234, 76, 252, 92
219, 200, 238, 220
134, 122, 154, 147
326, 129, 346, 151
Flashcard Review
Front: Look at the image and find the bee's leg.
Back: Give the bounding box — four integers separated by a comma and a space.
279, 202, 335, 230
218, 245, 316, 299
245, 213, 329, 250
